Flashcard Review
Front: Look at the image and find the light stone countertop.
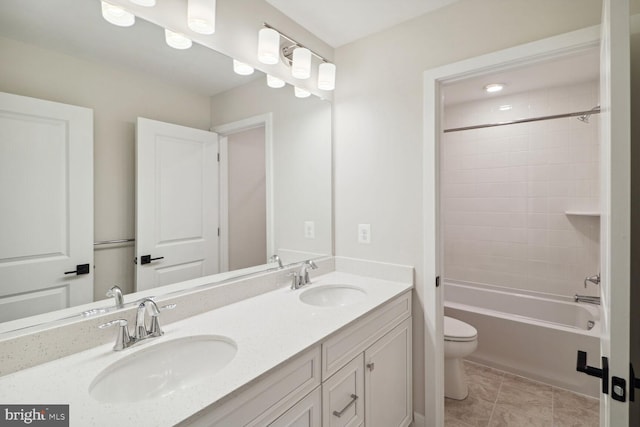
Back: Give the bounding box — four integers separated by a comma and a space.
0, 272, 412, 427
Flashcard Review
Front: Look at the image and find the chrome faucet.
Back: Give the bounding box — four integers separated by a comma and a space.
136, 298, 162, 339
269, 254, 284, 269
106, 285, 124, 308
290, 260, 318, 290
99, 299, 176, 351
575, 294, 601, 305
584, 273, 600, 288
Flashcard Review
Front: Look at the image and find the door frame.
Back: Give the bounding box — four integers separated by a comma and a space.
213, 113, 274, 272
422, 26, 601, 427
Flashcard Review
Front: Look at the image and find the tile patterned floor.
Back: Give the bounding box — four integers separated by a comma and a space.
444, 361, 599, 427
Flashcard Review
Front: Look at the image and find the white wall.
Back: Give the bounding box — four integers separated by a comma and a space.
333, 0, 602, 417
210, 77, 332, 264
0, 36, 211, 299
442, 81, 600, 298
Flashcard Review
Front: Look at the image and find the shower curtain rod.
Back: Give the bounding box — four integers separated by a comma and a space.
443, 106, 601, 133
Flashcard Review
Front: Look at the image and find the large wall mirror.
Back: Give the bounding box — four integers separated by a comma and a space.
0, 0, 332, 331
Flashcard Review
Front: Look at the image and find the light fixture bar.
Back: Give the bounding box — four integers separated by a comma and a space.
262, 23, 330, 63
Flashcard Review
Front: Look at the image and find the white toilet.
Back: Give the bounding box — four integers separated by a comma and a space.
444, 316, 478, 400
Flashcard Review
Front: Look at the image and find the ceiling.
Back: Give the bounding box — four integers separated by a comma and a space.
266, 0, 460, 47
442, 48, 600, 106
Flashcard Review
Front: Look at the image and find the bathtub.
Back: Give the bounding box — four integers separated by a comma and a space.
444, 280, 601, 397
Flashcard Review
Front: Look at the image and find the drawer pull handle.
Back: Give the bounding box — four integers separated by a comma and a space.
333, 394, 358, 418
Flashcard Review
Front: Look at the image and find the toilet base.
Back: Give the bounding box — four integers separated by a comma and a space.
444, 357, 468, 400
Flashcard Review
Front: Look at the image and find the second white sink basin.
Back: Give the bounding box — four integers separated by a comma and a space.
300, 285, 367, 307
89, 335, 236, 403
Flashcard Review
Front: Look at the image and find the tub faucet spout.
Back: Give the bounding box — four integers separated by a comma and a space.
574, 294, 600, 305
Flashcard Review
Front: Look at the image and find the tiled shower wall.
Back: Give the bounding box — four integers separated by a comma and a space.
442, 81, 600, 297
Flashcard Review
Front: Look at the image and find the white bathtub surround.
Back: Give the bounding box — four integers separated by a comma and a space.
0, 272, 412, 426
444, 281, 600, 397
442, 81, 600, 298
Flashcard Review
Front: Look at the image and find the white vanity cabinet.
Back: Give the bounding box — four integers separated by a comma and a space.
322, 292, 412, 427
181, 291, 412, 427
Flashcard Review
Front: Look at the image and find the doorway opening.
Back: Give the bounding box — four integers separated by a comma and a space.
439, 46, 601, 425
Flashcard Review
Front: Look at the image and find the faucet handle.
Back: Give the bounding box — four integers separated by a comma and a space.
99, 319, 131, 351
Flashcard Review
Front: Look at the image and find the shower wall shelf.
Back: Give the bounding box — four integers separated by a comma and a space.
564, 211, 600, 217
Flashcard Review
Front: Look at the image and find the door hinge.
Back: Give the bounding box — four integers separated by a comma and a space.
217, 153, 220, 162
218, 227, 220, 237
436, 276, 440, 288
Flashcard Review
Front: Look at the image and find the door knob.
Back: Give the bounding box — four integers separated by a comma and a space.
139, 255, 164, 265
64, 263, 90, 275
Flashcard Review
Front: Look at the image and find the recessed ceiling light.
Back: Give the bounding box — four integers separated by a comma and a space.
484, 83, 505, 93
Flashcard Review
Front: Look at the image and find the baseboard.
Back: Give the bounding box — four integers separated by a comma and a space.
412, 412, 426, 427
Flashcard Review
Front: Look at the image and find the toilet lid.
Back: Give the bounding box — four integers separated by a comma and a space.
444, 316, 477, 342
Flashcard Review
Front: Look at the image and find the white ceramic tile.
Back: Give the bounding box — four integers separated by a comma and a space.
442, 81, 599, 299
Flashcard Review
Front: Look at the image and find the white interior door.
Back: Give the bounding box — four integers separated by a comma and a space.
599, 1, 631, 424
0, 91, 93, 322
135, 117, 219, 291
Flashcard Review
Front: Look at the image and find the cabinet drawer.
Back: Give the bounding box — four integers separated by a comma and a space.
322, 354, 364, 427
269, 387, 322, 427
184, 346, 321, 426
322, 291, 411, 379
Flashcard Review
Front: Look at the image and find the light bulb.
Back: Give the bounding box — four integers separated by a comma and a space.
267, 75, 285, 88
188, 0, 216, 35
294, 87, 311, 98
233, 60, 254, 76
165, 29, 192, 50
101, 1, 135, 27
318, 62, 336, 91
129, 0, 155, 6
292, 47, 311, 79
484, 83, 505, 93
258, 28, 280, 65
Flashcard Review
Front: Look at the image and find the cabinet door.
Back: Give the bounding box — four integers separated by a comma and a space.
364, 318, 412, 427
269, 388, 322, 427
322, 354, 365, 427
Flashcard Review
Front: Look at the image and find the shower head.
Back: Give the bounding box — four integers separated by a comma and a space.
576, 105, 600, 124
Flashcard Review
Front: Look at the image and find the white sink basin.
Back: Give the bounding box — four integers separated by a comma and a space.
89, 335, 236, 403
299, 285, 367, 307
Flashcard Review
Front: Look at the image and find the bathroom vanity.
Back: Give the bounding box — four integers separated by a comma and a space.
0, 269, 413, 427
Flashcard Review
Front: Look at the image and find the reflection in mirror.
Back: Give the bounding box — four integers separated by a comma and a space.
0, 0, 331, 330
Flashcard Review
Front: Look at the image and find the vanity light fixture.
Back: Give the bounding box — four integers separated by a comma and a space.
484, 83, 505, 93
233, 60, 255, 76
188, 0, 216, 35
129, 0, 156, 6
258, 28, 280, 65
258, 23, 337, 91
294, 87, 311, 98
292, 47, 312, 80
165, 29, 192, 50
318, 62, 336, 91
101, 1, 135, 27
267, 75, 285, 88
